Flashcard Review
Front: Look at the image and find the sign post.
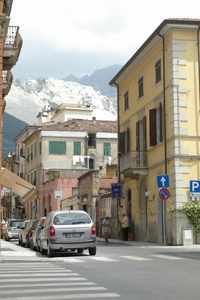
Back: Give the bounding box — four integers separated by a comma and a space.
157, 175, 170, 244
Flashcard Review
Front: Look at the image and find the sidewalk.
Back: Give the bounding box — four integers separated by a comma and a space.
97, 237, 200, 249
0, 239, 42, 261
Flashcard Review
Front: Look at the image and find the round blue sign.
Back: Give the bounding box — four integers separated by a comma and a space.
159, 188, 170, 200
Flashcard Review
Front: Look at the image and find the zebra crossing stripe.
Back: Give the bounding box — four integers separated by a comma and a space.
13, 293, 120, 300
121, 255, 152, 261
152, 254, 183, 260
0, 272, 80, 278
0, 282, 97, 289
0, 286, 108, 295
89, 256, 119, 262
0, 277, 87, 283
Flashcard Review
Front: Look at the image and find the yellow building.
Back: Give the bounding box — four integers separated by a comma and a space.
110, 19, 200, 245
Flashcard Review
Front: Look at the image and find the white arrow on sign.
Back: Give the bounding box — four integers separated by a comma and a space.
160, 177, 166, 187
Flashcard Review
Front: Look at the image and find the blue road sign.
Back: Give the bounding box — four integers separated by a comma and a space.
112, 183, 121, 198
157, 175, 169, 188
190, 180, 200, 193
159, 188, 170, 201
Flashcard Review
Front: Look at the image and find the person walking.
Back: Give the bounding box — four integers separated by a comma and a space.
121, 213, 129, 241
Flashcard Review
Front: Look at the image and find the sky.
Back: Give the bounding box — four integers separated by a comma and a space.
11, 0, 200, 80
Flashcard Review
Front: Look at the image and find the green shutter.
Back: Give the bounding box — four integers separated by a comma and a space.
74, 142, 81, 155
104, 143, 111, 156
49, 141, 66, 155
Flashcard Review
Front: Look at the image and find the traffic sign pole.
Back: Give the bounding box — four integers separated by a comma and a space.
157, 176, 169, 245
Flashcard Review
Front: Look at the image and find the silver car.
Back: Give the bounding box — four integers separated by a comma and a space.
40, 210, 96, 257
4, 219, 24, 241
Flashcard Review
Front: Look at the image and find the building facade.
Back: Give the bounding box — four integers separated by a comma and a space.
111, 19, 200, 245
0, 0, 23, 221
16, 119, 118, 219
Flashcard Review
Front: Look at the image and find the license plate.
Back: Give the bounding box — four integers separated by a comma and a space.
64, 233, 82, 238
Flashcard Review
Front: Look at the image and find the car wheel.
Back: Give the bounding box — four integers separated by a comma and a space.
89, 247, 96, 256
77, 249, 84, 254
47, 242, 54, 258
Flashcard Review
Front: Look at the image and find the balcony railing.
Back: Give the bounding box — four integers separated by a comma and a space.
5, 26, 19, 48
120, 151, 148, 176
3, 0, 13, 16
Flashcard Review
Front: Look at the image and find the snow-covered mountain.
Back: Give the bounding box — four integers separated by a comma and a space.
5, 79, 117, 124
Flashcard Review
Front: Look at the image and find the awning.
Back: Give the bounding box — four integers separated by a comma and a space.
0, 168, 35, 198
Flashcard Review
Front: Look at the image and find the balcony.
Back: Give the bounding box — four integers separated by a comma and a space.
3, 26, 23, 70
2, 70, 13, 96
3, 0, 13, 16
120, 151, 148, 177
72, 155, 88, 168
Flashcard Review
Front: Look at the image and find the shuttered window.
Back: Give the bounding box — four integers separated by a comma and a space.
126, 128, 130, 153
149, 109, 157, 146
104, 143, 111, 156
136, 121, 140, 152
143, 116, 147, 150
155, 59, 162, 83
119, 132, 126, 155
124, 92, 129, 111
138, 77, 144, 98
74, 142, 81, 155
49, 141, 66, 155
159, 103, 163, 142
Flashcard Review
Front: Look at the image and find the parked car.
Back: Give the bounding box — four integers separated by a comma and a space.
4, 219, 24, 241
18, 219, 37, 247
30, 217, 46, 251
40, 210, 96, 257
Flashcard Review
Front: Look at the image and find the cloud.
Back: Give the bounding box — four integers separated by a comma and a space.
11, 0, 200, 78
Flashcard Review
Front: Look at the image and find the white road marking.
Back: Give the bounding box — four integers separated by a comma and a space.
14, 293, 120, 299
0, 282, 97, 289
121, 255, 152, 261
0, 269, 72, 274
152, 254, 183, 260
89, 256, 119, 262
0, 272, 79, 278
63, 258, 85, 263
0, 277, 87, 283
0, 286, 107, 295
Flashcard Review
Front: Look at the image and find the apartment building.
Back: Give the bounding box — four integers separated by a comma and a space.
111, 19, 200, 245
37, 103, 93, 125
0, 0, 24, 221
16, 119, 117, 219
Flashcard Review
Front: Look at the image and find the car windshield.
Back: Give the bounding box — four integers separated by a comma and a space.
53, 212, 91, 225
9, 221, 24, 228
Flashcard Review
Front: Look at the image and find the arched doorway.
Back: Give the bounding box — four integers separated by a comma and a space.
139, 178, 148, 240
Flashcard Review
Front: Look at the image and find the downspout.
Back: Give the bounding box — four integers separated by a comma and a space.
116, 83, 121, 183
114, 82, 121, 230
158, 33, 167, 245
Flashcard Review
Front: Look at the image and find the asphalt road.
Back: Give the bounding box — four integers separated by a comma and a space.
1, 240, 200, 300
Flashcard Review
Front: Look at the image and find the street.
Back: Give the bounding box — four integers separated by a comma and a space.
1, 240, 200, 299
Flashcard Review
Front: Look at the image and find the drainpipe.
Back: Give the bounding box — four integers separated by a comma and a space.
116, 83, 121, 183
114, 82, 121, 232
158, 33, 167, 245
